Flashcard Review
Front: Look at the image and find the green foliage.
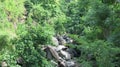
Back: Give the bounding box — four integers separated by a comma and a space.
0, 0, 25, 23
0, 0, 120, 67
14, 23, 55, 67
102, 0, 116, 4
0, 23, 17, 67
75, 39, 120, 67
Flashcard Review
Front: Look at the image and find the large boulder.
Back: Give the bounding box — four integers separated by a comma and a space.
52, 37, 59, 46
44, 46, 53, 60
43, 45, 61, 61
57, 36, 66, 45
1, 61, 7, 67
56, 45, 67, 51
59, 50, 71, 60
66, 61, 76, 67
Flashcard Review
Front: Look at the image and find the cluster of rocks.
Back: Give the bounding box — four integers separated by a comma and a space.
51, 34, 73, 46
42, 34, 79, 67
1, 35, 79, 67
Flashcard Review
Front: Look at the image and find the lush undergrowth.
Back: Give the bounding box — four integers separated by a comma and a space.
0, 0, 120, 67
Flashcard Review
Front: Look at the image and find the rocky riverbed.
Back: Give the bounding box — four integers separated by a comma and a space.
42, 34, 80, 67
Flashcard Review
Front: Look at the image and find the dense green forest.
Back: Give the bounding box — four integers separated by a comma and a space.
0, 0, 120, 67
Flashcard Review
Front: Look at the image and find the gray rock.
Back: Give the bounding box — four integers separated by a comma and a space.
58, 59, 67, 67
56, 45, 67, 51
57, 36, 67, 45
66, 48, 77, 57
42, 44, 78, 67
58, 60, 76, 67
117, 0, 120, 2
59, 50, 71, 60
1, 61, 7, 67
66, 61, 76, 67
44, 46, 53, 60
62, 35, 73, 44
44, 46, 61, 61
52, 37, 59, 46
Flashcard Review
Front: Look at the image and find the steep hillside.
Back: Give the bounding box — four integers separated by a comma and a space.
0, 0, 120, 67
